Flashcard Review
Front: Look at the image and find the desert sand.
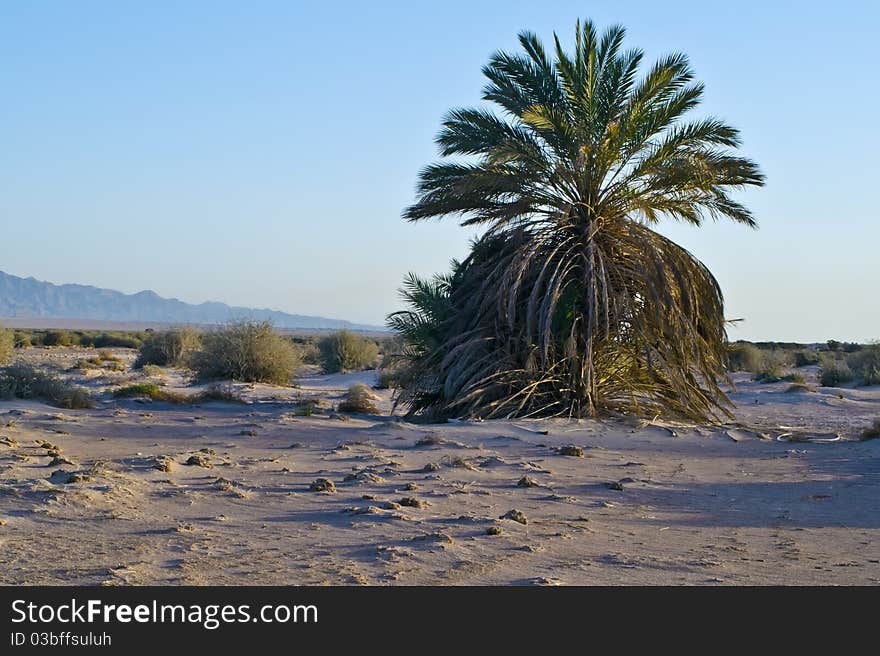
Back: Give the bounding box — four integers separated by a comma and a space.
1, 347, 878, 585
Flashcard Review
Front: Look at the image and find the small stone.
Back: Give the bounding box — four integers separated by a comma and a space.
185, 454, 212, 468
398, 497, 428, 509
558, 445, 585, 457
517, 476, 539, 487
310, 478, 336, 493
606, 481, 624, 491
500, 509, 528, 525
486, 526, 503, 536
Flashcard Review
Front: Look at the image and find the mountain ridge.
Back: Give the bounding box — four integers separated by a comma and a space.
0, 270, 384, 331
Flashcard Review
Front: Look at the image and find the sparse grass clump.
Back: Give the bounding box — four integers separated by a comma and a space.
74, 350, 125, 372
141, 364, 164, 378
0, 364, 94, 409
337, 383, 380, 414
113, 383, 189, 403
0, 326, 13, 364
191, 320, 300, 385
134, 327, 200, 368
317, 330, 379, 373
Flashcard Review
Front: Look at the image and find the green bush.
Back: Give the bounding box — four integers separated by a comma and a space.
90, 332, 143, 349
317, 330, 379, 373
337, 383, 379, 414
42, 330, 75, 347
191, 320, 300, 385
847, 345, 880, 386
794, 350, 820, 367
12, 331, 32, 349
0, 364, 93, 409
0, 326, 13, 364
134, 327, 200, 368
819, 362, 855, 387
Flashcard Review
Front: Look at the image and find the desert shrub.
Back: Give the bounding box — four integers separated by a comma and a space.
113, 382, 242, 404
12, 331, 32, 349
337, 383, 380, 414
293, 340, 322, 365
42, 330, 75, 347
754, 367, 784, 383
819, 362, 854, 387
794, 350, 820, 367
727, 342, 762, 372
141, 364, 164, 378
847, 345, 880, 386
783, 372, 806, 384
374, 368, 400, 390
0, 364, 94, 409
134, 327, 200, 368
785, 383, 810, 393
90, 332, 143, 349
191, 320, 300, 385
196, 383, 243, 403
317, 330, 379, 373
74, 349, 126, 372
0, 326, 13, 364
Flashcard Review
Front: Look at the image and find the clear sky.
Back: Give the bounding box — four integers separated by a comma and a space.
1, 1, 877, 341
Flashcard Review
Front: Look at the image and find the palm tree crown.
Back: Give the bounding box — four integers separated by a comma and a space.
392, 20, 764, 421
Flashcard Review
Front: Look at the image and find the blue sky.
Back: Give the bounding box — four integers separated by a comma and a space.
1, 1, 877, 341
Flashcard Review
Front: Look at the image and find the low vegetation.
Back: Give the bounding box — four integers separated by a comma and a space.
191, 320, 300, 385
134, 327, 200, 368
0, 325, 13, 364
10, 329, 148, 349
317, 330, 379, 373
337, 383, 379, 414
846, 344, 880, 386
0, 364, 94, 409
113, 382, 242, 404
73, 349, 126, 372
819, 361, 855, 387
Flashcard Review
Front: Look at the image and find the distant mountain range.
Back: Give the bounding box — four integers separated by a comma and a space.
0, 270, 383, 332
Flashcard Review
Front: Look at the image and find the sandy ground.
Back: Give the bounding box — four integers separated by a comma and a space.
1, 348, 878, 585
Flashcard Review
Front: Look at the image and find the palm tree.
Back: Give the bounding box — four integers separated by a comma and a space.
392, 19, 764, 421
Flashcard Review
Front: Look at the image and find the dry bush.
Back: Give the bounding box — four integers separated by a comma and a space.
0, 364, 94, 409
191, 320, 300, 385
0, 326, 13, 365
794, 350, 820, 367
727, 342, 762, 372
318, 330, 379, 373
113, 382, 242, 404
134, 327, 201, 368
847, 344, 880, 386
337, 383, 380, 414
819, 362, 854, 387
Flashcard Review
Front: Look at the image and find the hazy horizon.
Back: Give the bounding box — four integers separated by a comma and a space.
2, 1, 877, 342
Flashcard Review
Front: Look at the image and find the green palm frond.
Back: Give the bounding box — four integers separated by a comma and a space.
389, 19, 764, 421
